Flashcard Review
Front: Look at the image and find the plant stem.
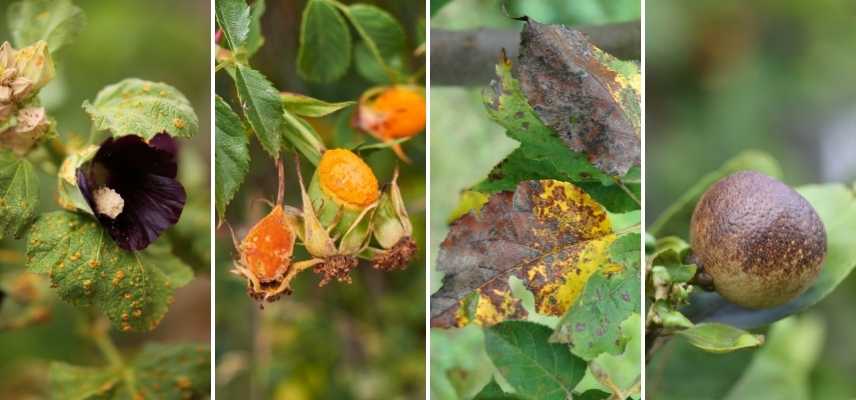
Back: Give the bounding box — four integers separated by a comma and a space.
91, 317, 122, 368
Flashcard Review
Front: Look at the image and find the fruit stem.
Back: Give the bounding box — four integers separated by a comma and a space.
276, 157, 285, 206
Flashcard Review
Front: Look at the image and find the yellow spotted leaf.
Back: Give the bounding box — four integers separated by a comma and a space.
431, 179, 618, 328
26, 211, 193, 332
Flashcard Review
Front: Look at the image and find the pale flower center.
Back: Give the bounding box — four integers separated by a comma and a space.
93, 186, 124, 219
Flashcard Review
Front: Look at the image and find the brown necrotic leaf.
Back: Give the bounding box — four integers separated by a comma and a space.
514, 19, 640, 176
431, 179, 618, 328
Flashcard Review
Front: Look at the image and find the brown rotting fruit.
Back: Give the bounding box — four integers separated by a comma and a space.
690, 171, 826, 309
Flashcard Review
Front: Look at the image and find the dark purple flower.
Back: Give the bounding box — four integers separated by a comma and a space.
76, 133, 186, 251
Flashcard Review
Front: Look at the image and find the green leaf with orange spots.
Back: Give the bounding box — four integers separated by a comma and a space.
0, 150, 39, 239
25, 211, 192, 332
51, 342, 210, 399
83, 79, 199, 140
430, 179, 618, 328
550, 234, 641, 360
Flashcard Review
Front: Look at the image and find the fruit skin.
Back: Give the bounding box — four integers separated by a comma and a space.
240, 206, 294, 283
309, 148, 379, 242
355, 85, 426, 139
690, 171, 826, 309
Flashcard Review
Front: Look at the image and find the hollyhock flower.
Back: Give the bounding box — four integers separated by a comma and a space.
76, 133, 186, 251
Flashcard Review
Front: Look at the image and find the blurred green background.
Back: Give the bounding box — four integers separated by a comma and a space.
647, 0, 856, 398
214, 1, 426, 399
430, 1, 640, 399
0, 0, 211, 398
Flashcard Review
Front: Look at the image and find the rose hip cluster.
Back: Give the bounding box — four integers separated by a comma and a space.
232, 149, 416, 303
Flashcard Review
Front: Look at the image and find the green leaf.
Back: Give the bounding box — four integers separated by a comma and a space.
215, 0, 251, 50
280, 92, 354, 118
82, 79, 198, 140
484, 321, 586, 400
297, 0, 351, 83
677, 323, 764, 353
281, 109, 324, 165
243, 0, 266, 57
447, 190, 489, 224
581, 315, 642, 399
49, 363, 119, 399
26, 211, 193, 332
7, 0, 86, 52
647, 335, 754, 400
648, 150, 782, 238
343, 4, 406, 81
431, 0, 453, 15
551, 234, 641, 360
684, 183, 856, 329
50, 342, 210, 400
234, 64, 283, 158
0, 151, 38, 239
353, 41, 403, 84
214, 96, 250, 219
724, 316, 824, 400
473, 378, 527, 400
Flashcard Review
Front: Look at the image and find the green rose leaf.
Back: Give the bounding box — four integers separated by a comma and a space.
297, 0, 351, 83
242, 0, 266, 57
26, 211, 193, 332
280, 92, 354, 118
551, 234, 641, 360
50, 342, 210, 399
485, 321, 586, 400
234, 64, 284, 158
7, 0, 86, 52
214, 96, 250, 219
82, 79, 198, 140
473, 378, 527, 400
344, 4, 406, 81
0, 151, 38, 239
677, 323, 764, 353
215, 0, 251, 51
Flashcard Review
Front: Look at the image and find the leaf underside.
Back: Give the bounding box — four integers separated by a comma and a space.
431, 179, 617, 328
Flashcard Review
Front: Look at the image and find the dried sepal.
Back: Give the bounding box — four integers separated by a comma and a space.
371, 169, 416, 271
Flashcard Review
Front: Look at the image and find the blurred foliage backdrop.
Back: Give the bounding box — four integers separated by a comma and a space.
214, 1, 426, 399
429, 1, 640, 399
647, 0, 856, 398
0, 0, 211, 398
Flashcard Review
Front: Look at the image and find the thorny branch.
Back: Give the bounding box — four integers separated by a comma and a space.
431, 20, 640, 86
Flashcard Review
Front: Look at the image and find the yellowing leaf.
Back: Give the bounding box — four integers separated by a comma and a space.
431, 179, 617, 328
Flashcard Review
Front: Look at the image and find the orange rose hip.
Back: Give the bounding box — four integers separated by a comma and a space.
239, 206, 295, 283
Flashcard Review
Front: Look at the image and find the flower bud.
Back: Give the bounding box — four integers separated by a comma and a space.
0, 107, 52, 155
11, 41, 54, 95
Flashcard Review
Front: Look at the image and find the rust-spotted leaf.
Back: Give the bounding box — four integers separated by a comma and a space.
26, 211, 193, 332
430, 179, 618, 328
514, 18, 640, 176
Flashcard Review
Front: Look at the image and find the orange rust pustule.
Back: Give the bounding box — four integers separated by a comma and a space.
318, 149, 379, 208
356, 86, 426, 139
690, 171, 826, 309
240, 206, 295, 283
